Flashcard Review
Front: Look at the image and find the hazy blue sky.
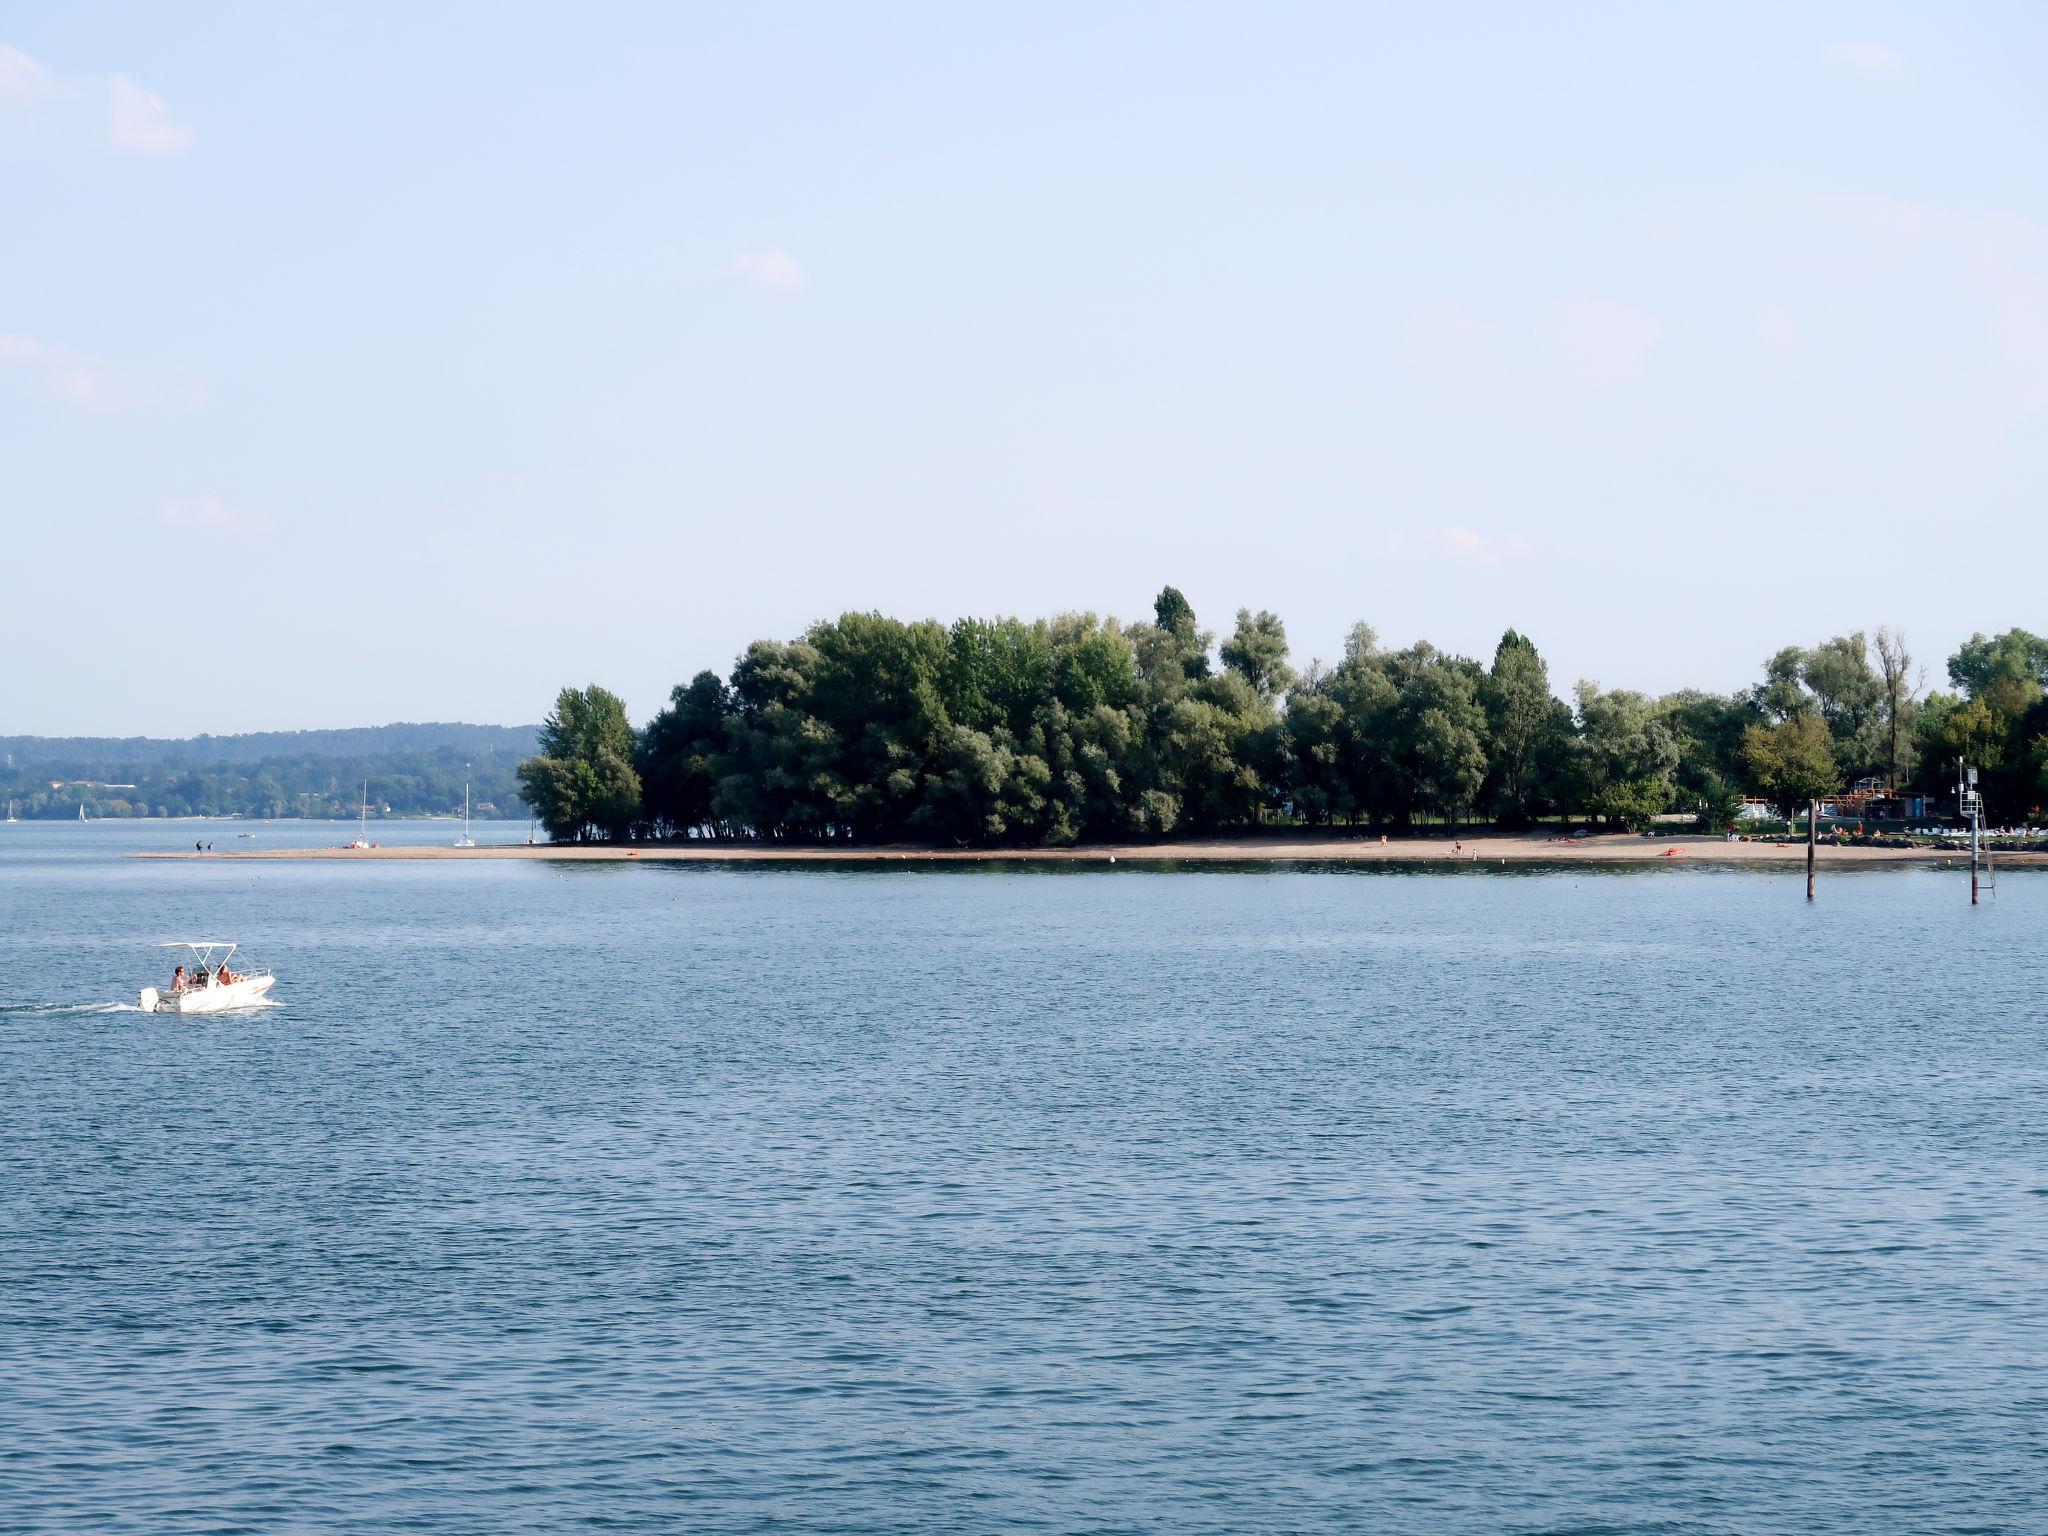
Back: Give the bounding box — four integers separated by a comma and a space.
4, 4, 2043, 735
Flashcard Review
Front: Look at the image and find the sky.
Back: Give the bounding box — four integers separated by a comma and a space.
3, 4, 2044, 737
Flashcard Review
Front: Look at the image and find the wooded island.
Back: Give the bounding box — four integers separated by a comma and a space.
517, 589, 2047, 847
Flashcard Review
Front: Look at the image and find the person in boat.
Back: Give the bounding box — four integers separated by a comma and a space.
172, 964, 186, 991
217, 961, 237, 986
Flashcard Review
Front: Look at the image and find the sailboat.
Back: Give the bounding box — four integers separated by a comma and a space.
452, 764, 475, 847
78, 802, 87, 822
5, 801, 16, 823
346, 782, 370, 849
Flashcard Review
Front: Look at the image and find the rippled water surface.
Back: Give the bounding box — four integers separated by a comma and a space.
3, 821, 2045, 1533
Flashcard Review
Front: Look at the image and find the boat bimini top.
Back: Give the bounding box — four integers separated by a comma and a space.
157, 941, 267, 976
160, 941, 237, 962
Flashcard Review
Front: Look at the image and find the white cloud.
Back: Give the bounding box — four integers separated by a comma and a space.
1, 331, 205, 410
1, 332, 120, 408
733, 248, 808, 295
1822, 41, 1907, 87
0, 46, 195, 156
0, 42, 49, 101
108, 74, 193, 156
160, 495, 269, 534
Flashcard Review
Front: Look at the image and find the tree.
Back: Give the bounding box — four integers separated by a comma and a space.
1947, 629, 2048, 699
1872, 627, 1922, 790
1570, 683, 1679, 832
713, 639, 834, 839
1154, 691, 1263, 831
1409, 705, 1489, 824
517, 684, 642, 841
1751, 646, 1811, 722
1687, 771, 1746, 834
1800, 632, 1883, 773
1283, 674, 1347, 825
1382, 645, 1488, 825
1220, 609, 1295, 699
1745, 711, 1841, 899
1277, 626, 1402, 828
1151, 585, 1212, 681
1743, 714, 1839, 819
1481, 629, 1566, 824
637, 671, 733, 836
1656, 691, 1756, 802
592, 593, 2048, 848
1914, 630, 2048, 822
802, 611, 952, 840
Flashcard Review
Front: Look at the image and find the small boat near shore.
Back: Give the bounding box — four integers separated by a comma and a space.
139, 942, 275, 1014
453, 764, 475, 848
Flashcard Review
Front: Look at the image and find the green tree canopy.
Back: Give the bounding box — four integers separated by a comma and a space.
1219, 608, 1295, 699
1570, 683, 1679, 832
636, 671, 733, 835
589, 595, 2046, 847
1481, 629, 1569, 824
1743, 714, 1840, 819
1948, 629, 2048, 701
518, 684, 642, 841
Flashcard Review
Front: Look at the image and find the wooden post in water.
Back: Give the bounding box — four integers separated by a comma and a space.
1806, 797, 1817, 901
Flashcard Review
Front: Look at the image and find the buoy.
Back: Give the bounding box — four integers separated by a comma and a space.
1109, 855, 1116, 864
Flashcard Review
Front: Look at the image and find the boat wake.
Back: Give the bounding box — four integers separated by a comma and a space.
0, 1001, 144, 1018
0, 998, 281, 1019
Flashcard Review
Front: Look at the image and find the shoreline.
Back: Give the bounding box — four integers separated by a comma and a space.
127, 831, 2047, 867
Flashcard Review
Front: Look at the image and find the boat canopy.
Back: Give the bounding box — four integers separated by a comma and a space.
157, 941, 240, 965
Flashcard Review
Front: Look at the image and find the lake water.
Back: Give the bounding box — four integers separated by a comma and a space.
3, 821, 2044, 1533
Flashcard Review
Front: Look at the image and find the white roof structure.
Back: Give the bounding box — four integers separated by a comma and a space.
156, 941, 237, 952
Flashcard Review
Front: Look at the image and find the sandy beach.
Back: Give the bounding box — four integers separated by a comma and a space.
130, 831, 2043, 867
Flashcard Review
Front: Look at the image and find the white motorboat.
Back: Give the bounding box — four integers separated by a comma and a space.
139, 942, 276, 1014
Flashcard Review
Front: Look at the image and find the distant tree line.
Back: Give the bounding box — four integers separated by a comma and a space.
0, 721, 537, 770
0, 724, 535, 820
515, 588, 2048, 844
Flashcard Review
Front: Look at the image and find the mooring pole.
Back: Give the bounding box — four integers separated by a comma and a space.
1971, 802, 1980, 907
1806, 797, 1817, 901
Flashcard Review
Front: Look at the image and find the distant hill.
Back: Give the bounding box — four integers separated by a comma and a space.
0, 722, 539, 821
0, 722, 538, 770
